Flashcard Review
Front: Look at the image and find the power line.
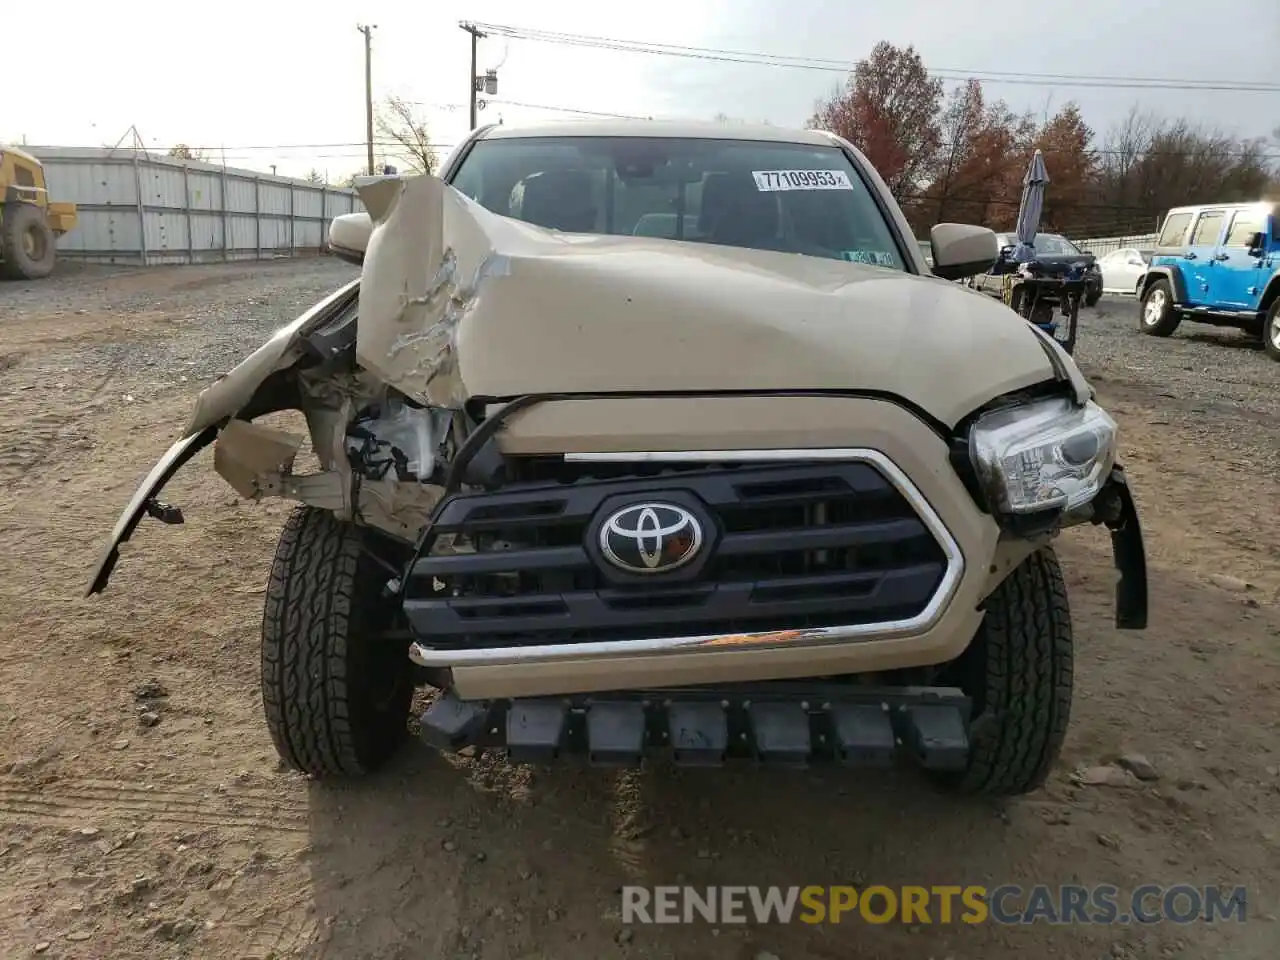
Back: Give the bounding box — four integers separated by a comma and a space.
486, 98, 652, 120
902, 194, 1170, 212
29, 136, 1274, 162
470, 22, 1280, 93
30, 140, 457, 154
416, 97, 650, 120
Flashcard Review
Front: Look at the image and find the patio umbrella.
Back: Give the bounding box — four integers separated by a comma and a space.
1012, 149, 1050, 263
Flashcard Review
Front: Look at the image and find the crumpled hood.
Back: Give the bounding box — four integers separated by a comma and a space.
356, 173, 1062, 427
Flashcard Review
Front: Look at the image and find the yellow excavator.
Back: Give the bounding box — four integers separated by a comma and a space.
0, 144, 77, 280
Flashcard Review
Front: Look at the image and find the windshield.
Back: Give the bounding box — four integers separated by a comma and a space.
1033, 234, 1082, 255
448, 136, 908, 270
997, 233, 1083, 256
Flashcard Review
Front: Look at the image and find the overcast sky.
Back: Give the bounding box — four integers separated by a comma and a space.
7, 0, 1278, 180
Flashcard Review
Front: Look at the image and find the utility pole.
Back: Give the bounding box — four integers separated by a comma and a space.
460, 22, 486, 130
357, 23, 377, 175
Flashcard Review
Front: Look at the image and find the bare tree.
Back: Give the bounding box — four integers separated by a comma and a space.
1090, 109, 1277, 233
304, 169, 324, 185
375, 96, 438, 175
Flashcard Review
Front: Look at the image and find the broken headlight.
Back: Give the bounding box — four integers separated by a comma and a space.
969, 396, 1116, 514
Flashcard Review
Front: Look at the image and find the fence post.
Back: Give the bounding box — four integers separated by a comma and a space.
320, 188, 327, 254
220, 164, 230, 262
288, 184, 295, 258
254, 176, 262, 260
131, 152, 149, 266
182, 164, 194, 265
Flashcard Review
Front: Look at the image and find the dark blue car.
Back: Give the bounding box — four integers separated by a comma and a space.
970, 232, 1103, 306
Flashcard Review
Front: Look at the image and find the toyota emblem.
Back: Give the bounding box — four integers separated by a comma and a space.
599, 502, 704, 575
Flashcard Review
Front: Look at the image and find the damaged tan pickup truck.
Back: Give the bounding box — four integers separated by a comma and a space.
87, 121, 1148, 796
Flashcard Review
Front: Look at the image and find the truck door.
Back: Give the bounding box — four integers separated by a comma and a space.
1212, 206, 1270, 310
1182, 209, 1226, 306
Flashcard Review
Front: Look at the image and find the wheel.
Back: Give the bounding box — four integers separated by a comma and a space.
0, 203, 57, 280
261, 506, 413, 778
1264, 299, 1280, 362
1084, 280, 1101, 307
1138, 278, 1180, 337
934, 548, 1073, 797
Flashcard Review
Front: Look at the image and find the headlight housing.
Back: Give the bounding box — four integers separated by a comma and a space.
970, 397, 1117, 514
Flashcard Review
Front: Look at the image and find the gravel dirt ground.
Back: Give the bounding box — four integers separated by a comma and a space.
1, 260, 1278, 960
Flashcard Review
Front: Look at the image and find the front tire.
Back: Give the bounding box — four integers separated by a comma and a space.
1139, 278, 1181, 337
261, 506, 413, 778
1084, 279, 1102, 308
935, 548, 1073, 797
1264, 299, 1280, 362
0, 203, 57, 280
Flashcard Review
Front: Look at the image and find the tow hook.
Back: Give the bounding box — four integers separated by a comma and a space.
143, 498, 185, 525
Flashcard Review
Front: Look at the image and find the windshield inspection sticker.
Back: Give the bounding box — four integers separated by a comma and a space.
752, 170, 853, 191
842, 250, 898, 267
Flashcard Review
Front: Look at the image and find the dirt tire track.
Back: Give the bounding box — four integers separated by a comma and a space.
0, 369, 118, 482
0, 778, 309, 833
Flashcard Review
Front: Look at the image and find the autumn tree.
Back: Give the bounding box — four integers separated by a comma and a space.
375, 95, 437, 175
802, 39, 1279, 238
1031, 103, 1096, 234
924, 80, 1034, 229
808, 42, 943, 198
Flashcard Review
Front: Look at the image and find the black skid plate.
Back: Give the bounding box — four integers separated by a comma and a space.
417, 683, 972, 771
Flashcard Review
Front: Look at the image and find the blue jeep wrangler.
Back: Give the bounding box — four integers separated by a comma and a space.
1138, 202, 1280, 361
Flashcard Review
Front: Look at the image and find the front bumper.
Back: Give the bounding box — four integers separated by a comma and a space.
417, 681, 973, 770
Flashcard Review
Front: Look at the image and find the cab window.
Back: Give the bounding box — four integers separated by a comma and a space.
1225, 209, 1265, 247
1189, 211, 1225, 247
1157, 212, 1193, 247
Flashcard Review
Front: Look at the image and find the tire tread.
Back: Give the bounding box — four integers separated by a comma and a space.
261, 506, 391, 777
954, 548, 1073, 796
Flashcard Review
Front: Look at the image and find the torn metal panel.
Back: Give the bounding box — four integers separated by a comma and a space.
356, 174, 516, 409
211, 416, 442, 541
213, 419, 304, 500
350, 476, 445, 542
184, 279, 360, 437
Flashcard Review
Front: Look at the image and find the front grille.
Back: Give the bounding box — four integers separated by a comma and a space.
402, 460, 950, 650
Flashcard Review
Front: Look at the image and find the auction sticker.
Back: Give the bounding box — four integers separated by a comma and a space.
752, 170, 853, 191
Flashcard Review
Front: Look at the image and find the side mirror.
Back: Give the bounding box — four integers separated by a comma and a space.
328, 211, 372, 266
930, 223, 999, 280
1247, 231, 1265, 255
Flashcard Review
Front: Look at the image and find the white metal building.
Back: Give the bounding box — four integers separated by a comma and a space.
30, 147, 362, 266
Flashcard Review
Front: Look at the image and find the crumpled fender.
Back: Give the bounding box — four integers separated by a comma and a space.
182, 278, 361, 437
84, 278, 363, 596
85, 426, 217, 595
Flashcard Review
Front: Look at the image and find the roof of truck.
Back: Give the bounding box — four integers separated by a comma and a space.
474, 119, 841, 146
0, 144, 42, 166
